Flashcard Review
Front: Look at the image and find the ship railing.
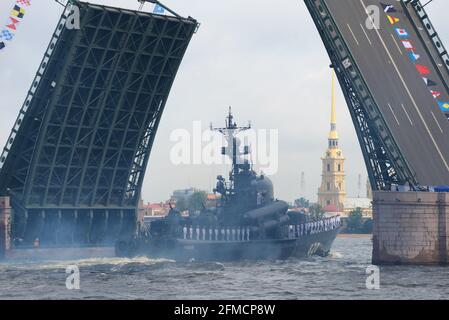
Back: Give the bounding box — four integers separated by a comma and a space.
286, 216, 342, 239
179, 216, 342, 242
181, 226, 251, 242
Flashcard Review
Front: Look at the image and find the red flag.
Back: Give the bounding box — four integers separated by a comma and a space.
6, 17, 19, 30
416, 64, 430, 75
430, 90, 441, 99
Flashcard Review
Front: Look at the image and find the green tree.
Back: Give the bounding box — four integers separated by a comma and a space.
188, 191, 208, 215
347, 207, 363, 232
175, 198, 188, 212
309, 203, 325, 220
294, 197, 310, 209
363, 218, 373, 233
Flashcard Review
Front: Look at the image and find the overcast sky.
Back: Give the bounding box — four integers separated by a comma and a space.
0, 0, 448, 204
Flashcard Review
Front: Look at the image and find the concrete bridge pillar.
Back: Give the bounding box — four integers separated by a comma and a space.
373, 191, 449, 265
0, 197, 11, 260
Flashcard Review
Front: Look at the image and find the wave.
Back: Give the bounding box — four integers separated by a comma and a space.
2, 256, 176, 271
328, 251, 344, 259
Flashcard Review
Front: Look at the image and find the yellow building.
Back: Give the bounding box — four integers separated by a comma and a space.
318, 72, 346, 213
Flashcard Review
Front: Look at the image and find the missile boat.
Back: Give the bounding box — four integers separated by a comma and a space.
115, 109, 341, 261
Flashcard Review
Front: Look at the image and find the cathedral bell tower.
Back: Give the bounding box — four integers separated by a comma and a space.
317, 71, 346, 212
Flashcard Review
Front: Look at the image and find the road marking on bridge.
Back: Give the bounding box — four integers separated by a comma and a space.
431, 111, 444, 133
388, 103, 400, 125
390, 34, 403, 56
400, 104, 413, 126
360, 23, 372, 46
347, 24, 359, 46
360, 0, 449, 173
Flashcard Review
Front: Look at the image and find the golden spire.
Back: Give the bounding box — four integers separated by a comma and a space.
331, 70, 337, 126
328, 70, 339, 142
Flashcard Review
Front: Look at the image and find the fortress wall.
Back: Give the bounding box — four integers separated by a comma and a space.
373, 191, 449, 265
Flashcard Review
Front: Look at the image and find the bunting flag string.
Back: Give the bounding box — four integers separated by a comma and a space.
383, 3, 449, 115
0, 0, 32, 52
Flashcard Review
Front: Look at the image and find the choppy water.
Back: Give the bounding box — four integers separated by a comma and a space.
1, 236, 449, 300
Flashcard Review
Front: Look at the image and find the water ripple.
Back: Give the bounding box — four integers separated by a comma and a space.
1, 237, 448, 299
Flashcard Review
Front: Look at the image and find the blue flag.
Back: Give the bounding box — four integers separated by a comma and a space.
437, 100, 449, 112
408, 52, 420, 62
154, 4, 165, 14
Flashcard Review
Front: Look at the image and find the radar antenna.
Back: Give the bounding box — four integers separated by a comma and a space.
211, 108, 252, 193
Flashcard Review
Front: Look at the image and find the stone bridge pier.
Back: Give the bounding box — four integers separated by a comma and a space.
373, 191, 449, 265
0, 197, 11, 260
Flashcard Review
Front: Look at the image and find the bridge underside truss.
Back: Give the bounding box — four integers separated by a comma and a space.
0, 1, 197, 246
305, 0, 417, 191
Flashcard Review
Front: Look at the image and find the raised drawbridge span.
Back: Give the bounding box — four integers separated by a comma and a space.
0, 1, 198, 246
305, 0, 449, 191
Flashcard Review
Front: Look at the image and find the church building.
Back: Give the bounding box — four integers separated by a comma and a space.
317, 72, 346, 213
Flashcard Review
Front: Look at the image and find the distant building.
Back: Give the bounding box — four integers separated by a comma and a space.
318, 72, 346, 214
344, 197, 373, 218
206, 193, 220, 208
171, 187, 196, 203
139, 200, 170, 217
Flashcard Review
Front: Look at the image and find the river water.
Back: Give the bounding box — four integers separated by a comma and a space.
0, 236, 448, 300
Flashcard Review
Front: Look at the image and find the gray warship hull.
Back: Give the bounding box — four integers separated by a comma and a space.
119, 228, 339, 262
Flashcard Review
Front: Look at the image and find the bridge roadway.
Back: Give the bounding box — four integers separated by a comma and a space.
324, 0, 449, 185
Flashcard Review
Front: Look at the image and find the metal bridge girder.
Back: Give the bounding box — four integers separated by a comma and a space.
304, 0, 418, 191
0, 1, 198, 245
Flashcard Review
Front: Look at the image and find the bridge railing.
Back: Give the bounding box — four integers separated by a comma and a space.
403, 0, 449, 77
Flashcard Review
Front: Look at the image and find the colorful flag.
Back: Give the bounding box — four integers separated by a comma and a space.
438, 100, 449, 111
430, 90, 441, 99
395, 28, 408, 37
153, 4, 165, 14
0, 30, 14, 41
423, 77, 437, 87
408, 52, 420, 62
416, 64, 431, 75
17, 0, 31, 6
0, 1, 32, 53
387, 15, 400, 25
402, 40, 414, 50
381, 3, 397, 13
11, 5, 25, 19
6, 17, 19, 31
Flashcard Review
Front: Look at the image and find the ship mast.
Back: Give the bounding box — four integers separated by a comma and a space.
210, 107, 251, 191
